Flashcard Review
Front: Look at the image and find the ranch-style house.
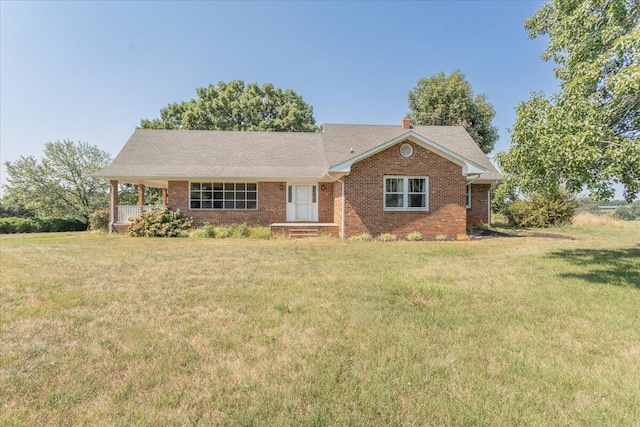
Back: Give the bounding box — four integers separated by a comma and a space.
95, 118, 502, 238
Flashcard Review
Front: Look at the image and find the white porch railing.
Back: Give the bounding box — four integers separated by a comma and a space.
117, 205, 162, 223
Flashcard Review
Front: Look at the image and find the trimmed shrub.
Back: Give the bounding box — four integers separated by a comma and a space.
505, 191, 577, 228
89, 208, 109, 231
128, 208, 193, 237
407, 231, 422, 241
377, 233, 397, 242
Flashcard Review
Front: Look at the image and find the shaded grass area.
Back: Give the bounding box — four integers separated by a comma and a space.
548, 246, 640, 288
1, 224, 640, 426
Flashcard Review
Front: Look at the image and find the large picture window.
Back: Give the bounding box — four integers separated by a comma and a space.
384, 176, 428, 211
189, 182, 257, 210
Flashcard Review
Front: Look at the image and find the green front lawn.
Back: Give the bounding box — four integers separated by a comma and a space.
1, 223, 639, 426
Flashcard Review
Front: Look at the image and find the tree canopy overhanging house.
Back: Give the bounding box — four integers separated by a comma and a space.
94, 118, 502, 238
496, 0, 640, 202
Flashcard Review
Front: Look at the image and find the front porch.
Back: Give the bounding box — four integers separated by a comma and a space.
109, 180, 168, 232
116, 205, 164, 223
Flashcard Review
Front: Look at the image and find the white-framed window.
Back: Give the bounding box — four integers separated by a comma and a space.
466, 184, 472, 208
384, 176, 428, 211
189, 182, 257, 210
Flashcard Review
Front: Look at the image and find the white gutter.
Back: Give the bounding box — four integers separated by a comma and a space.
326, 172, 345, 239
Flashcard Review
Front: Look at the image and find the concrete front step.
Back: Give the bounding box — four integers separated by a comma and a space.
270, 223, 339, 238
289, 229, 320, 238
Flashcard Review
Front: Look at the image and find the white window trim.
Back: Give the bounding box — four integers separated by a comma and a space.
189, 181, 258, 210
383, 176, 429, 212
466, 184, 472, 209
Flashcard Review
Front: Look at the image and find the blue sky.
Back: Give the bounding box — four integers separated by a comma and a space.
1, 0, 560, 195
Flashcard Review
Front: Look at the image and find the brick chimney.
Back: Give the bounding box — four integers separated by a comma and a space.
401, 117, 411, 129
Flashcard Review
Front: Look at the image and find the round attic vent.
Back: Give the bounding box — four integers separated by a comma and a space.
399, 143, 414, 158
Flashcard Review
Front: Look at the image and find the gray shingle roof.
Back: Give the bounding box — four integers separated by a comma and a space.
95, 124, 502, 182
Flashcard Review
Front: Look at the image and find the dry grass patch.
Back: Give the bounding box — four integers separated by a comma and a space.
572, 212, 622, 227
1, 226, 640, 425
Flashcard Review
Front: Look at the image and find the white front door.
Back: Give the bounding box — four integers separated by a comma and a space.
286, 183, 318, 222
294, 185, 311, 221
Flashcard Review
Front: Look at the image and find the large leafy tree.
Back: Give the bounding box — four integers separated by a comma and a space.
497, 0, 640, 201
140, 80, 318, 132
3, 141, 112, 220
408, 71, 499, 154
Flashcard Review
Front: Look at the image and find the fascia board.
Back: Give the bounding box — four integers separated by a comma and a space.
102, 175, 329, 184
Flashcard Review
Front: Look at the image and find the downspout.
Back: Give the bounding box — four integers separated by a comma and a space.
488, 189, 492, 225
326, 172, 345, 239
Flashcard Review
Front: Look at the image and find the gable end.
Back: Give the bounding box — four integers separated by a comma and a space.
328, 131, 488, 176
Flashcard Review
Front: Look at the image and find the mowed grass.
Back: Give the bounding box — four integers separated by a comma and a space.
1, 223, 639, 426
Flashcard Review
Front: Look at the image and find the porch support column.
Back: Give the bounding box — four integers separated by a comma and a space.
109, 180, 119, 233
138, 184, 145, 205
162, 188, 168, 206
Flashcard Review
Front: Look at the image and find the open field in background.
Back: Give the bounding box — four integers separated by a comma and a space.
1, 222, 639, 426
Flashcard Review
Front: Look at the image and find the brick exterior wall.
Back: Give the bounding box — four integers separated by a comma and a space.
342, 141, 467, 238
318, 182, 335, 223
333, 179, 344, 236
167, 180, 335, 228
127, 145, 484, 236
168, 181, 287, 227
467, 183, 491, 225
